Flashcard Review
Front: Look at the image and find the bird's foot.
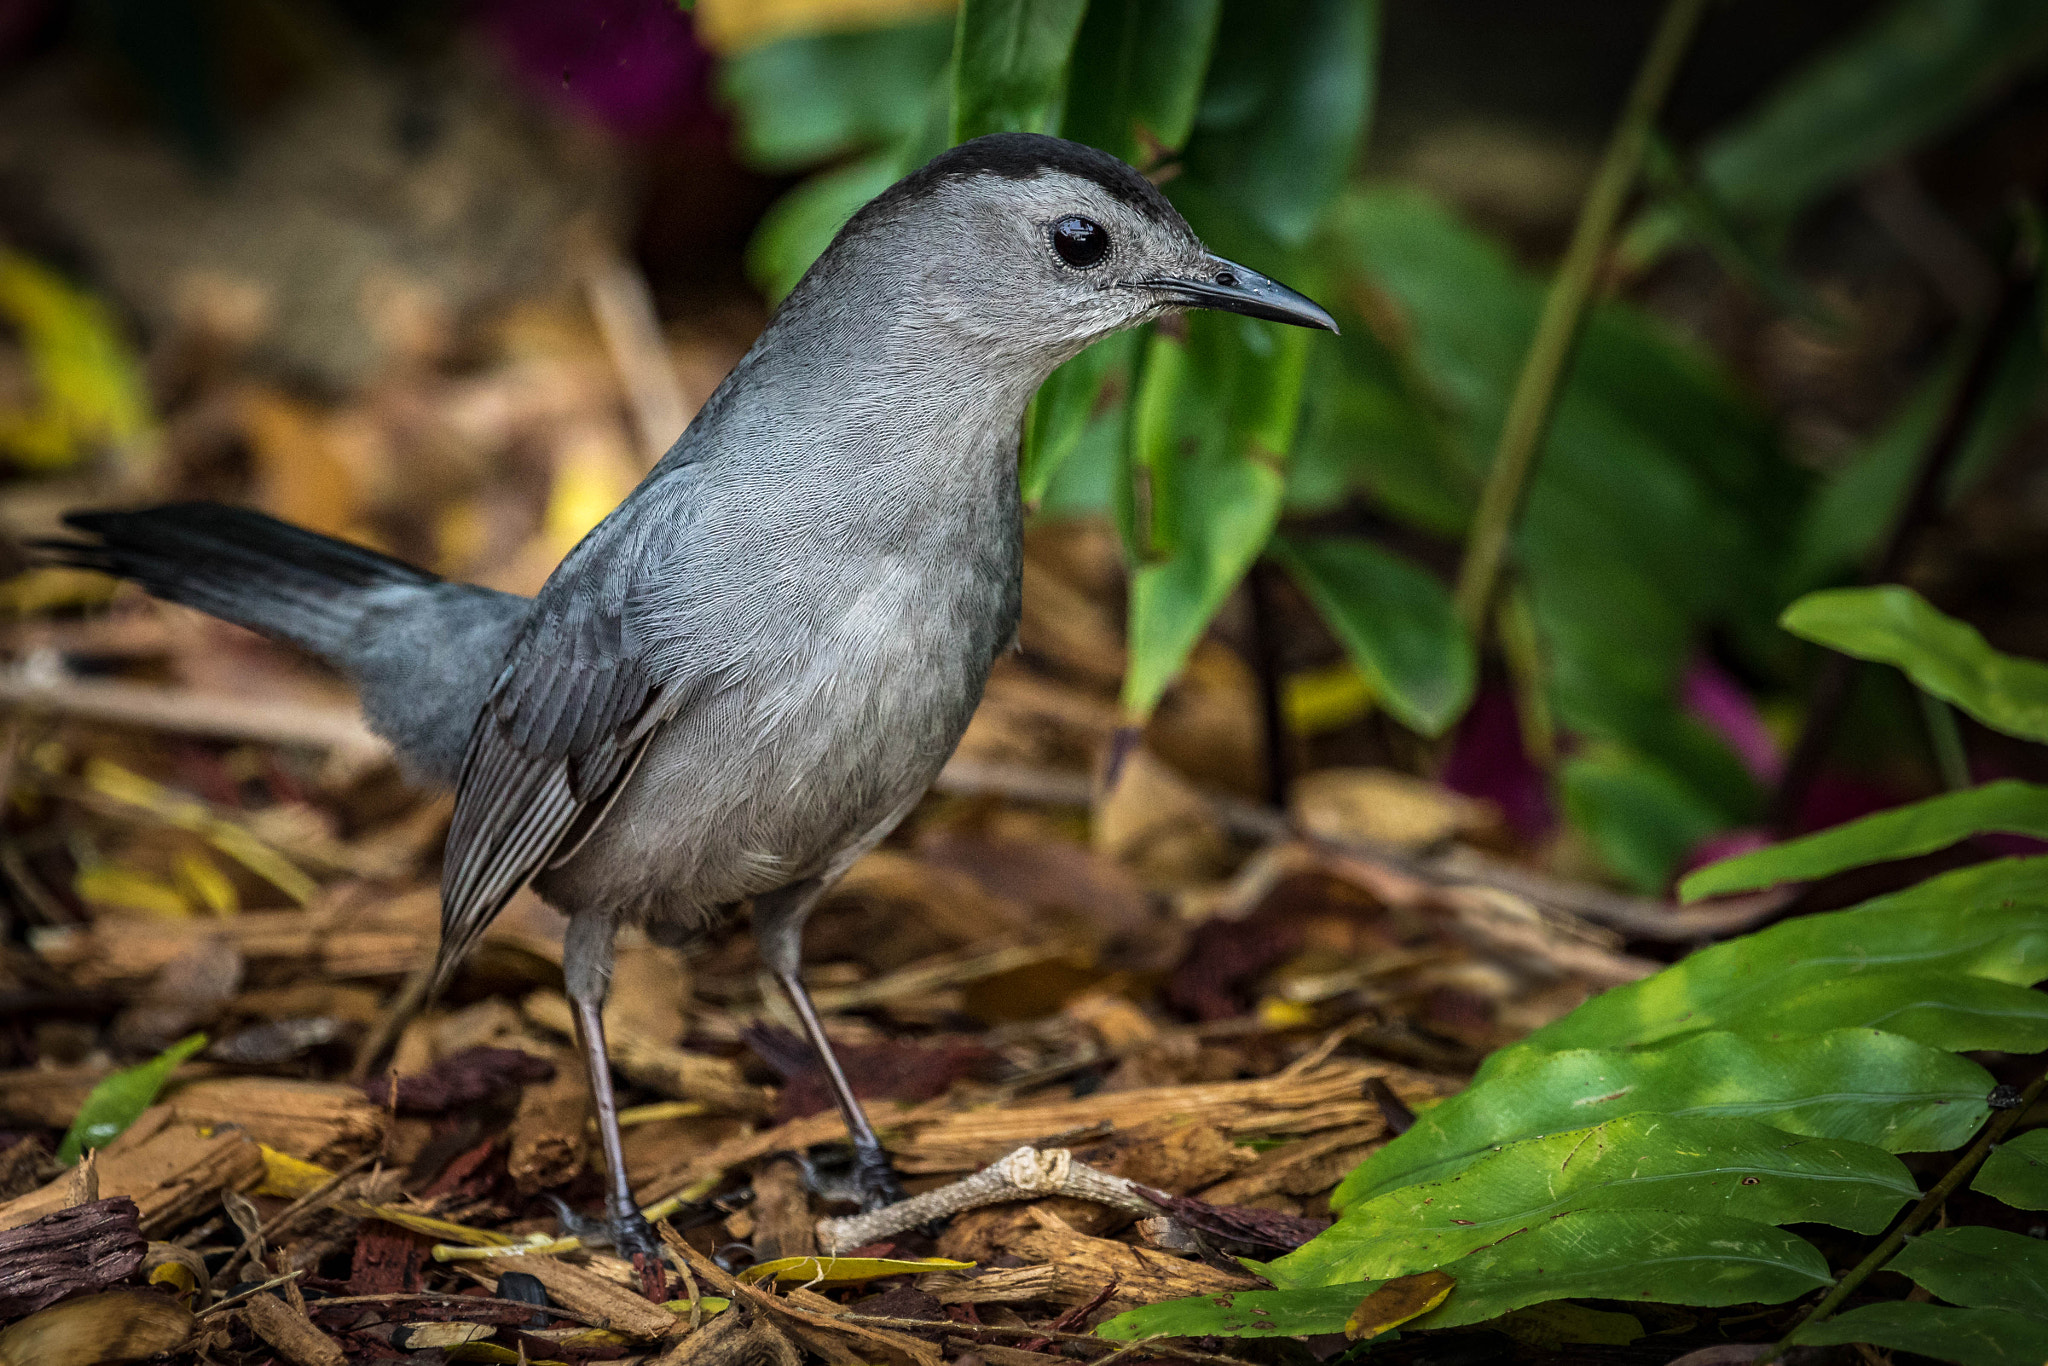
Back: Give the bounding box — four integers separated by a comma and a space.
851, 1139, 909, 1213
545, 1195, 669, 1299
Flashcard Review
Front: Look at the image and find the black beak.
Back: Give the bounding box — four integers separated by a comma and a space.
1140, 256, 1339, 333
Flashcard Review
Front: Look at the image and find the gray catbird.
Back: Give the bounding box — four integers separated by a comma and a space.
47, 132, 1335, 1259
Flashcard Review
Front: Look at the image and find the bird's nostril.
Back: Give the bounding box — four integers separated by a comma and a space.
1215, 270, 1238, 287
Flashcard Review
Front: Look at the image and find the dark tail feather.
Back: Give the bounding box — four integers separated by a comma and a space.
39, 502, 439, 659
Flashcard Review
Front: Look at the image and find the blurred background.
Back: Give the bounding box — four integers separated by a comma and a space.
0, 0, 2047, 1122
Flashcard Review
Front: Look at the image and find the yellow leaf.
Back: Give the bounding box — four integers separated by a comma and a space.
694, 0, 956, 54
346, 1203, 518, 1247
660, 1299, 730, 1319
174, 850, 239, 918
1284, 662, 1376, 736
84, 759, 317, 905
74, 865, 190, 919
542, 431, 638, 560
738, 1256, 975, 1286
255, 1146, 334, 1200
1343, 1270, 1455, 1340
0, 248, 151, 471
1255, 997, 1318, 1030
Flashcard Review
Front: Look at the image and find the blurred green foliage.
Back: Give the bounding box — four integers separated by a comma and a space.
716, 0, 2048, 890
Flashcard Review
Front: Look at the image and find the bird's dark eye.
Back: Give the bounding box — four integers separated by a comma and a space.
1051, 216, 1110, 269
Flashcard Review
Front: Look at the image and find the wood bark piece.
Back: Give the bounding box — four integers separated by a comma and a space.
476, 1256, 677, 1340
525, 990, 770, 1117
507, 1048, 592, 1194
649, 1299, 802, 1366
894, 1059, 1444, 1174
749, 1157, 818, 1262
165, 1078, 386, 1163
822, 1146, 1161, 1253
0, 1196, 146, 1317
0, 1109, 264, 1235
241, 1290, 347, 1366
1008, 1208, 1257, 1310
1198, 1127, 1382, 1206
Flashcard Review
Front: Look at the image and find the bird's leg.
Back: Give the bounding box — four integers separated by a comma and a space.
569, 989, 667, 1299
755, 878, 907, 1212
774, 964, 906, 1211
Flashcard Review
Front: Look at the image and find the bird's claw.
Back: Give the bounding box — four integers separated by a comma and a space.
851, 1141, 908, 1213
547, 1194, 668, 1298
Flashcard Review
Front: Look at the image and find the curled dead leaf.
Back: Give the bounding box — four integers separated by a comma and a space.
1343, 1269, 1455, 1340
0, 1288, 194, 1366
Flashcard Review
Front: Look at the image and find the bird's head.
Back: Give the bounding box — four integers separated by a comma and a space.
810, 132, 1336, 372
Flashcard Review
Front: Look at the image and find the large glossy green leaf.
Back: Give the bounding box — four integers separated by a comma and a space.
58, 1032, 208, 1163
1795, 1303, 2048, 1366
950, 0, 1089, 142
720, 21, 954, 171
1691, 0, 2048, 228
1172, 0, 1375, 253
1334, 1028, 1993, 1209
1891, 1227, 2048, 1321
1680, 781, 2048, 901
1974, 1127, 2048, 1211
1269, 534, 1473, 736
1096, 1282, 1384, 1341
1507, 859, 2048, 1059
1730, 968, 2048, 1055
1782, 587, 2048, 745
1274, 1114, 1910, 1288
1061, 0, 1221, 163
1412, 1209, 1830, 1330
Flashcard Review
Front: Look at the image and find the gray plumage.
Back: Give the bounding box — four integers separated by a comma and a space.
48, 133, 1335, 1233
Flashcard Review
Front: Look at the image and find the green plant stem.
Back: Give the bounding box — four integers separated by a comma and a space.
1918, 689, 1972, 791
1761, 1066, 2048, 1363
1452, 0, 1710, 633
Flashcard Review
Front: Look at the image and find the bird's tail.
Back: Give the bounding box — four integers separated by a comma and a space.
40, 502, 440, 661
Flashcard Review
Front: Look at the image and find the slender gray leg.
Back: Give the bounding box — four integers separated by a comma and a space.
562, 914, 665, 1292
756, 877, 905, 1211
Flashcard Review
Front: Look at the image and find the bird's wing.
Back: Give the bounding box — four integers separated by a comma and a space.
431, 560, 670, 990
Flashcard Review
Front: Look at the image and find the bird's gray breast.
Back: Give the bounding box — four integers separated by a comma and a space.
538, 425, 1023, 931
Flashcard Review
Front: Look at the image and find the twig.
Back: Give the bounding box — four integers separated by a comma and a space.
1761, 1066, 2048, 1363
217, 1152, 378, 1284
816, 1146, 1164, 1253
196, 1269, 305, 1318
1453, 0, 1711, 631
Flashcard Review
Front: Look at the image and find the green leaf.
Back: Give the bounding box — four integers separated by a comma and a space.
1412, 1209, 1830, 1330
1794, 1302, 2048, 1366
1061, 0, 1222, 163
950, 0, 1090, 142
1729, 968, 2048, 1055
1680, 780, 2048, 901
1274, 1114, 1911, 1288
1507, 859, 2048, 1058
1891, 1227, 2048, 1321
1691, 0, 2048, 228
1333, 1028, 1993, 1209
1560, 748, 1730, 893
1119, 315, 1310, 719
58, 1032, 208, 1164
1022, 334, 1133, 505
719, 21, 954, 172
1269, 534, 1473, 736
1975, 1128, 2048, 1211
1173, 0, 1376, 252
746, 154, 907, 303
1782, 586, 2048, 745
1097, 1283, 1383, 1340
